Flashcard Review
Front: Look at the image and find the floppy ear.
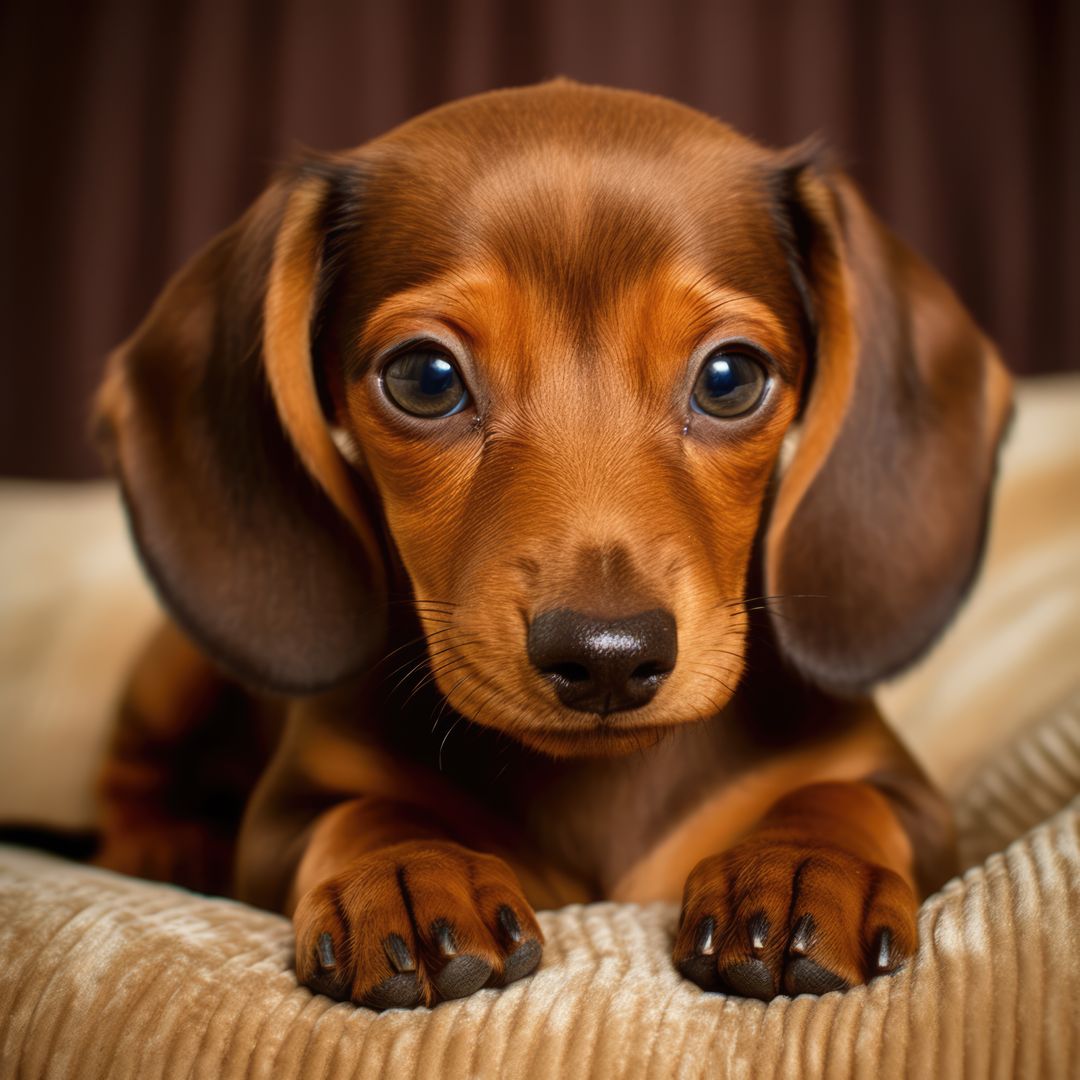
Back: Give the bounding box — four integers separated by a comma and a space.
765, 158, 1013, 695
96, 160, 386, 693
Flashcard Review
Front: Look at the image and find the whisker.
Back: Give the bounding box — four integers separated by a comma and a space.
438, 715, 465, 770
451, 667, 498, 719
713, 593, 828, 614
388, 649, 448, 697
384, 634, 469, 683
697, 647, 746, 661
430, 672, 475, 733
686, 667, 738, 697
399, 649, 482, 706
404, 665, 470, 712
414, 648, 503, 717
374, 625, 461, 672
696, 643, 776, 676
383, 599, 460, 625
468, 684, 501, 730
742, 606, 814, 625
385, 596, 458, 607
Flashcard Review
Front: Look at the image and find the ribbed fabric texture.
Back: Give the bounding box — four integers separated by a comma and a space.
2, 690, 1078, 1080
956, 693, 1080, 868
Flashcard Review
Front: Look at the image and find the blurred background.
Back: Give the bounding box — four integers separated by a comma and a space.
1, 0, 1078, 480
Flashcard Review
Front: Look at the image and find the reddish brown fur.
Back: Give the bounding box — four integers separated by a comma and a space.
94, 81, 1010, 1008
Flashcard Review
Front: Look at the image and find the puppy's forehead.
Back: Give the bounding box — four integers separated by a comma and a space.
339, 85, 804, 394
353, 84, 793, 303
455, 147, 768, 310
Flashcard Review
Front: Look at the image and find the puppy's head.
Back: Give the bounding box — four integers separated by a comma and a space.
97, 82, 1011, 755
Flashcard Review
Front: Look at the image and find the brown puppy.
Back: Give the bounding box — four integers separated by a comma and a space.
94, 80, 1012, 1008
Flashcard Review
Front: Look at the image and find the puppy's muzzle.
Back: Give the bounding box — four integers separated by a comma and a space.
527, 608, 677, 714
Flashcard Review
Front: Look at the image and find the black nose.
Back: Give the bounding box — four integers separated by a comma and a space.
527, 608, 677, 714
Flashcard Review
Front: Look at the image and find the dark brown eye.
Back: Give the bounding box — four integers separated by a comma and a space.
382, 349, 469, 418
691, 350, 768, 418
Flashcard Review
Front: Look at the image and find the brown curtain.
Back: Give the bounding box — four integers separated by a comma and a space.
2, 0, 1077, 479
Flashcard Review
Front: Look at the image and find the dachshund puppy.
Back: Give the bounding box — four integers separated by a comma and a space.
94, 80, 1012, 1008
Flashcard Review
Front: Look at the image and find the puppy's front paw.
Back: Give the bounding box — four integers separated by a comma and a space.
294, 840, 543, 1009
674, 839, 917, 1000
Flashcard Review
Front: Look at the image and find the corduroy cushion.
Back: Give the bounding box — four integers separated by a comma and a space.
1, 376, 1078, 1078
0, 700, 1078, 1079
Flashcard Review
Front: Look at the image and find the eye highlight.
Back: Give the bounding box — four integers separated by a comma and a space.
382, 348, 469, 418
690, 350, 768, 418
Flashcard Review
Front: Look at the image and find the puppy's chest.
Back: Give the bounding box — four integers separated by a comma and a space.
442, 719, 762, 904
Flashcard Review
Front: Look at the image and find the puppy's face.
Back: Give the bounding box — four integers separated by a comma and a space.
323, 89, 808, 754
99, 81, 1009, 743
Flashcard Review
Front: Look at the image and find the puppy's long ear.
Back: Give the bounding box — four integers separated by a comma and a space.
96, 161, 385, 693
765, 158, 1013, 695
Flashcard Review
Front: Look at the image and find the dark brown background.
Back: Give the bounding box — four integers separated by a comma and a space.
2, 0, 1077, 479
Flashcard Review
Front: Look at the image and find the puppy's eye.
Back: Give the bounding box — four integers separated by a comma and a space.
691, 350, 768, 418
382, 349, 469, 418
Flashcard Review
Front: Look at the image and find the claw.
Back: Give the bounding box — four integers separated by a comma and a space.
431, 919, 458, 957
694, 915, 717, 955
317, 931, 336, 968
383, 933, 416, 973
873, 927, 896, 973
789, 913, 816, 956
497, 905, 523, 944
747, 912, 769, 953
676, 915, 721, 990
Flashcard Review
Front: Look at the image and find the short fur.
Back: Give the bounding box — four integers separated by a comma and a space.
94, 81, 1011, 1007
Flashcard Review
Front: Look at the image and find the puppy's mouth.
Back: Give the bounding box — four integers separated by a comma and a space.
430, 651, 724, 760
511, 716, 675, 758
415, 602, 745, 758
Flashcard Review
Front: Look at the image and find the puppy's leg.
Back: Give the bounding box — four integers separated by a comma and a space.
236, 708, 544, 1009
95, 620, 274, 893
673, 768, 955, 1000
